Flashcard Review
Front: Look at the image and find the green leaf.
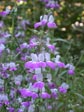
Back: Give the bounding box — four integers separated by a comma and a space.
75, 93, 84, 100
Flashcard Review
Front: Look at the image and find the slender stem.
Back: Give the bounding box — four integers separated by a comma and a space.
64, 40, 73, 59
75, 52, 84, 68
35, 105, 40, 112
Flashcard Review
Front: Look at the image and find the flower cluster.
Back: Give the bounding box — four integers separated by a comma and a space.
0, 0, 75, 112
34, 15, 57, 29
40, 0, 60, 9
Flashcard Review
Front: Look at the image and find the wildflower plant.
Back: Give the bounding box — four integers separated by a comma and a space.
0, 0, 75, 112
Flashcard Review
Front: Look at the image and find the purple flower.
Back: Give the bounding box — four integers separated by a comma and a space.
25, 61, 46, 69
20, 88, 38, 99
29, 37, 38, 48
65, 64, 75, 75
25, 61, 38, 69
55, 3, 60, 8
47, 15, 57, 28
15, 32, 25, 38
51, 88, 58, 98
51, 92, 58, 98
46, 2, 56, 8
56, 62, 65, 68
20, 43, 28, 49
41, 20, 47, 26
31, 92, 38, 99
21, 101, 30, 107
46, 1, 60, 9
0, 32, 10, 44
2, 62, 17, 71
40, 92, 50, 99
0, 11, 9, 17
18, 109, 23, 112
46, 61, 56, 69
32, 75, 37, 80
58, 86, 67, 93
47, 22, 57, 28
2, 32, 11, 38
8, 62, 17, 71
34, 22, 42, 28
0, 103, 2, 108
20, 88, 32, 98
33, 81, 44, 90
9, 88, 16, 98
0, 94, 8, 102
47, 44, 55, 51
68, 69, 75, 75
47, 105, 52, 110
48, 82, 56, 89
4, 100, 9, 106
14, 75, 23, 85
58, 83, 69, 94
38, 61, 46, 68
7, 107, 15, 112
20, 20, 30, 30
29, 42, 37, 48
34, 15, 57, 29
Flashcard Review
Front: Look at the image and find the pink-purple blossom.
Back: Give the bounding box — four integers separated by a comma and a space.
58, 83, 69, 94
46, 61, 56, 69
20, 88, 32, 98
34, 15, 57, 29
33, 81, 44, 90
40, 92, 51, 99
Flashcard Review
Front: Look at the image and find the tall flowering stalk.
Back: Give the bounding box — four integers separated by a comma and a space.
0, 0, 75, 112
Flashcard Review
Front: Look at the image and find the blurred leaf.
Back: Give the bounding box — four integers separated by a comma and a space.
75, 93, 84, 100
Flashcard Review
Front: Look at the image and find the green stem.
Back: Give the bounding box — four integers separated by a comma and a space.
75, 52, 84, 68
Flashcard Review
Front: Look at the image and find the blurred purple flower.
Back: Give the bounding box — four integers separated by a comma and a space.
33, 81, 44, 90
56, 61, 65, 68
34, 22, 42, 29
20, 43, 28, 49
51, 91, 58, 98
58, 83, 69, 94
47, 22, 57, 28
46, 61, 56, 69
25, 61, 46, 69
46, 1, 60, 9
7, 107, 15, 112
7, 62, 17, 71
32, 75, 37, 80
38, 61, 46, 68
47, 15, 57, 28
21, 101, 30, 107
47, 105, 52, 110
34, 15, 57, 29
65, 64, 75, 75
0, 11, 9, 17
20, 20, 30, 30
68, 69, 75, 75
48, 82, 56, 89
47, 44, 55, 51
40, 92, 50, 99
25, 61, 38, 69
20, 88, 32, 98
31, 92, 38, 99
